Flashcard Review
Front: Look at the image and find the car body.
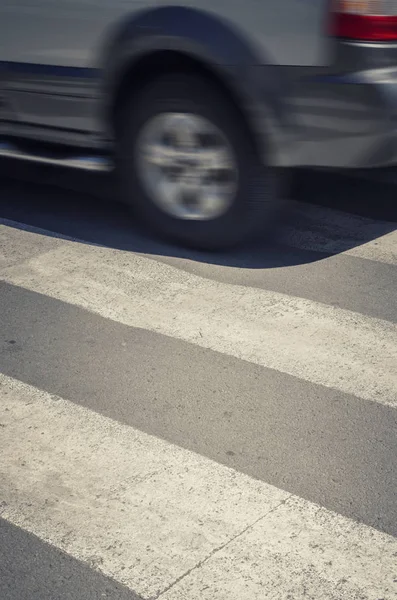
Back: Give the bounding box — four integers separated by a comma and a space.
1, 0, 397, 248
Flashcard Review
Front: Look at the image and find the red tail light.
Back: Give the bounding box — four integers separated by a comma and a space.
331, 0, 397, 41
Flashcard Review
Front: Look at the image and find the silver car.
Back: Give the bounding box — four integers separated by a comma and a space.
1, 0, 396, 249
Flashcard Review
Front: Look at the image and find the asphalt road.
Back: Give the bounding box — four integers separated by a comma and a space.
0, 164, 396, 600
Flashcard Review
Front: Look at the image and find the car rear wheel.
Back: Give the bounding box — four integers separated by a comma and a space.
118, 73, 279, 250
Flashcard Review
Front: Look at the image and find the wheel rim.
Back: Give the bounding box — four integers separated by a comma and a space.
135, 112, 238, 221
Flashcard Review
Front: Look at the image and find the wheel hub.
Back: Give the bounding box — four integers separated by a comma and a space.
135, 112, 238, 220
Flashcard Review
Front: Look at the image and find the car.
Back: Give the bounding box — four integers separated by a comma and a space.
1, 0, 396, 249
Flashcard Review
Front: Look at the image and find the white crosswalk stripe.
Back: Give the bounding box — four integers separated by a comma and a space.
1, 206, 397, 600
1, 374, 396, 600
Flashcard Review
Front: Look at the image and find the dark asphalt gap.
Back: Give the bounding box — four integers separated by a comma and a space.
1, 282, 396, 537
0, 519, 142, 600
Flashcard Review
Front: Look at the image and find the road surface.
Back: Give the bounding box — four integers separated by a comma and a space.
0, 168, 396, 600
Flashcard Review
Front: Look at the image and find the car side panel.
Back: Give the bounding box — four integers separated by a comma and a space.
0, 6, 297, 165
0, 1, 330, 68
1, 63, 100, 132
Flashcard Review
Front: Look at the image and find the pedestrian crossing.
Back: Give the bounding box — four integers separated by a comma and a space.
1, 200, 397, 600
1, 224, 396, 406
1, 374, 396, 600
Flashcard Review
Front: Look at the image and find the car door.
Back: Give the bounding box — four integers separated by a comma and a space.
0, 1, 117, 137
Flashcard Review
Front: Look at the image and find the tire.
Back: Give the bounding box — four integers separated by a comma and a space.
117, 72, 279, 250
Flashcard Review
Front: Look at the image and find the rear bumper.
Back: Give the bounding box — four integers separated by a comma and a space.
287, 66, 397, 169
276, 39, 397, 170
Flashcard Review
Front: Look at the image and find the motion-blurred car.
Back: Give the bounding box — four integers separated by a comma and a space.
1, 1, 396, 249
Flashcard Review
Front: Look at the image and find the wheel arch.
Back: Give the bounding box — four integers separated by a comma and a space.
110, 49, 260, 156
100, 6, 292, 167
